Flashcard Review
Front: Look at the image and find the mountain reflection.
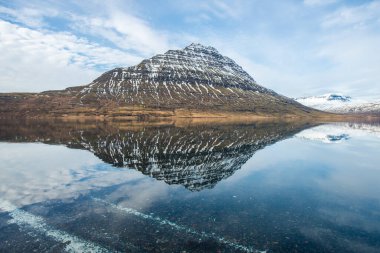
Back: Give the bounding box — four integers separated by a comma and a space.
0, 119, 314, 191
296, 122, 380, 143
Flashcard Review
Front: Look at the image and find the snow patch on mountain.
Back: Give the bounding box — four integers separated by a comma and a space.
295, 93, 380, 113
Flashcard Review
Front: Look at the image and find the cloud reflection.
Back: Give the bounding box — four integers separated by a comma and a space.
0, 143, 155, 209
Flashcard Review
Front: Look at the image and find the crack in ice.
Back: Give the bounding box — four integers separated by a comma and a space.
0, 199, 115, 253
92, 197, 267, 253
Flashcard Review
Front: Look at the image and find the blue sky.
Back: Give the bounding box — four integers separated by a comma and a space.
0, 0, 379, 99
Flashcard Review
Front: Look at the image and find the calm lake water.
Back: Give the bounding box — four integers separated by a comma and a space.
0, 119, 379, 253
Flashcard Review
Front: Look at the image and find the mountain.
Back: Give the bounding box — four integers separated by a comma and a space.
0, 119, 314, 191
295, 93, 380, 114
0, 43, 319, 119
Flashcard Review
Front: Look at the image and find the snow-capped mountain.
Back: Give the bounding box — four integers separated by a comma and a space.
295, 94, 380, 114
80, 43, 271, 98
71, 43, 310, 114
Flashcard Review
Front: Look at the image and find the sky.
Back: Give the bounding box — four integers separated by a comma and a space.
0, 0, 380, 99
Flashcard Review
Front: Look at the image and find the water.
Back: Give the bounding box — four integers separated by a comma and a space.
0, 119, 379, 253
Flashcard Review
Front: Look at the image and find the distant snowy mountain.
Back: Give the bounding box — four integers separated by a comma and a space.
295, 93, 380, 114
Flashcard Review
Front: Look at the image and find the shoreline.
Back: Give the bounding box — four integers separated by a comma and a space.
1, 109, 379, 125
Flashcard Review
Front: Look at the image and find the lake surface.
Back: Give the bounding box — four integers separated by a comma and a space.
0, 119, 379, 253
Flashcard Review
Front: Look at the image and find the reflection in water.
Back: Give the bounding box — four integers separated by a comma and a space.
1, 119, 380, 253
0, 143, 148, 207
0, 119, 313, 191
296, 122, 380, 143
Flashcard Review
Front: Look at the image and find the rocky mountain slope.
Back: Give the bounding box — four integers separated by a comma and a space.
295, 94, 380, 114
0, 43, 318, 118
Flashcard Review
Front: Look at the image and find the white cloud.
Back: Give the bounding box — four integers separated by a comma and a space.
0, 20, 143, 92
70, 10, 172, 57
0, 5, 57, 28
322, 1, 380, 28
201, 0, 243, 19
304, 0, 338, 7
306, 1, 380, 98
313, 31, 380, 97
177, 0, 246, 24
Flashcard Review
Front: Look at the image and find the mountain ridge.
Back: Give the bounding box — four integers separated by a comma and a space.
70, 42, 291, 109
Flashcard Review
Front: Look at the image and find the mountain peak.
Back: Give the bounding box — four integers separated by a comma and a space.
325, 93, 351, 102
296, 93, 351, 102
183, 43, 219, 53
